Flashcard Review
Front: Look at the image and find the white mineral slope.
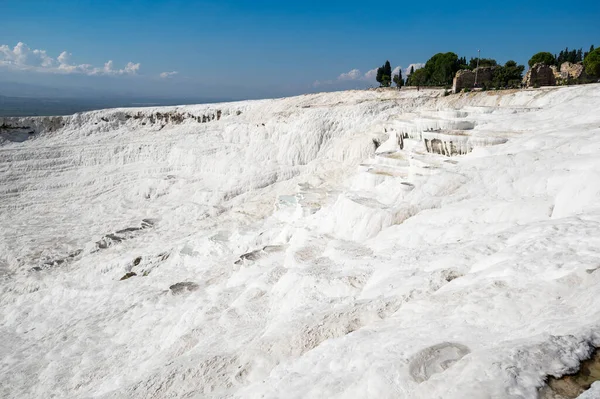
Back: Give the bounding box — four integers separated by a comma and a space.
1, 85, 600, 398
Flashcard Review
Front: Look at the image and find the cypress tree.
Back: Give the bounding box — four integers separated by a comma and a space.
393, 69, 404, 88
406, 66, 414, 86
384, 61, 392, 79
376, 67, 384, 86
585, 45, 595, 59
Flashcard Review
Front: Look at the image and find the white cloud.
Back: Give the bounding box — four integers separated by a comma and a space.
316, 66, 393, 88
159, 71, 178, 79
124, 62, 141, 74
338, 69, 362, 81
0, 42, 141, 76
2, 42, 55, 68
363, 68, 378, 81
336, 68, 379, 83
104, 60, 115, 73
57, 51, 70, 65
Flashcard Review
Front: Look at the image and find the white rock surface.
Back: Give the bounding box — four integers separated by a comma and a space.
1, 86, 600, 398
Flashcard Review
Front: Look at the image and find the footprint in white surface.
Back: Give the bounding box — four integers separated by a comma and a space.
409, 342, 471, 383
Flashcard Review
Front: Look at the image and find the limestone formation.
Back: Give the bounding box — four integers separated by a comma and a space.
523, 63, 556, 87
422, 129, 508, 156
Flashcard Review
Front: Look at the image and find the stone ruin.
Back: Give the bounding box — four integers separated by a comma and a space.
521, 61, 589, 88
523, 63, 557, 87
558, 61, 588, 82
452, 67, 496, 93
455, 60, 591, 91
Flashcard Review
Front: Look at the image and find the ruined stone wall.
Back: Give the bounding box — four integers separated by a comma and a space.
452, 67, 496, 93
560, 62, 587, 81
523, 63, 556, 87
453, 70, 474, 93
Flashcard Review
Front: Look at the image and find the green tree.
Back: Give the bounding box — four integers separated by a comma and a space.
422, 52, 460, 86
492, 60, 525, 88
469, 58, 497, 69
585, 44, 595, 59
383, 61, 392, 80
375, 60, 393, 87
411, 68, 428, 89
405, 65, 415, 86
382, 74, 391, 87
583, 47, 600, 77
376, 67, 384, 85
528, 52, 555, 67
393, 69, 404, 88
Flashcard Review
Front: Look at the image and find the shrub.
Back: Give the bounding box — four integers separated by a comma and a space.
393, 72, 404, 88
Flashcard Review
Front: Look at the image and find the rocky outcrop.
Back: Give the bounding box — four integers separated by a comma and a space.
452, 67, 496, 93
120, 272, 137, 280
551, 65, 562, 81
540, 348, 600, 398
523, 63, 556, 87
559, 62, 587, 82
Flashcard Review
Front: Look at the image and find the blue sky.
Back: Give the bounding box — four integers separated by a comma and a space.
1, 0, 599, 100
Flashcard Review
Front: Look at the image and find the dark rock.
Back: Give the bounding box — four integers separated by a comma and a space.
169, 282, 199, 295
133, 256, 142, 266
120, 272, 137, 280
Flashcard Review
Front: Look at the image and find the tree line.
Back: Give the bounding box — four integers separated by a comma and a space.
374, 43, 599, 90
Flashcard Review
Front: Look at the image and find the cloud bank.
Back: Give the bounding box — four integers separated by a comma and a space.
159, 71, 178, 78
0, 42, 141, 76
